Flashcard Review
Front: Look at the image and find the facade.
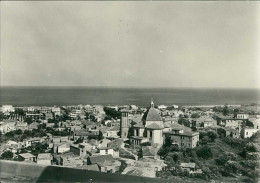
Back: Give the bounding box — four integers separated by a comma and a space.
25, 137, 42, 147
241, 127, 259, 138
99, 147, 119, 158
236, 113, 249, 119
163, 123, 199, 149
61, 155, 84, 167
56, 143, 70, 154
130, 100, 164, 146
215, 115, 243, 129
37, 153, 53, 165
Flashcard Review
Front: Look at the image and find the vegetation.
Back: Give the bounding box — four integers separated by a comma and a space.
103, 107, 121, 120
222, 104, 229, 116
191, 113, 200, 118
178, 117, 191, 127
157, 131, 260, 182
0, 150, 14, 160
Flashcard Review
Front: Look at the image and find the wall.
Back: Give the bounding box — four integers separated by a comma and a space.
0, 160, 179, 183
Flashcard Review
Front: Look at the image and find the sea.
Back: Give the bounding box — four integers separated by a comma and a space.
0, 86, 259, 107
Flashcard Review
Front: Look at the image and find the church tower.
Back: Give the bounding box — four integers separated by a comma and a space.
120, 109, 129, 138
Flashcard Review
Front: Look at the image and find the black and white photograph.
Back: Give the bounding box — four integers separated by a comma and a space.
0, 1, 259, 183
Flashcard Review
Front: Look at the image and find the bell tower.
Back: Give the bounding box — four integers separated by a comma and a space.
120, 109, 129, 138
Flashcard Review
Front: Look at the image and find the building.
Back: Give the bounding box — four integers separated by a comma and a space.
142, 146, 157, 159
163, 123, 199, 149
15, 122, 28, 131
249, 118, 260, 129
236, 113, 249, 119
51, 107, 61, 116
103, 126, 120, 139
60, 153, 84, 167
37, 153, 53, 165
2, 105, 15, 113
25, 113, 44, 120
0, 122, 16, 134
98, 147, 119, 158
130, 99, 164, 146
56, 142, 70, 154
120, 109, 129, 138
87, 154, 121, 173
241, 127, 259, 138
215, 114, 244, 129
180, 163, 202, 174
18, 153, 36, 162
25, 137, 42, 147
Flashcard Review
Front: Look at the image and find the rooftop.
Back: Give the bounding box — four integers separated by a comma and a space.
19, 153, 35, 159
37, 153, 52, 160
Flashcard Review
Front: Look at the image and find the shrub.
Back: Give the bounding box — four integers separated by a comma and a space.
141, 142, 151, 146
0, 150, 13, 160
196, 146, 212, 159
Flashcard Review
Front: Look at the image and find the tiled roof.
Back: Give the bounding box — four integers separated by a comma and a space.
146, 123, 163, 130
37, 153, 52, 160
146, 108, 162, 121
133, 123, 145, 128
142, 146, 156, 157
131, 136, 145, 140
180, 163, 195, 168
19, 153, 35, 159
89, 155, 114, 166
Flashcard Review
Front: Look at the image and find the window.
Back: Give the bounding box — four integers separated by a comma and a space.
150, 131, 153, 138
246, 132, 248, 135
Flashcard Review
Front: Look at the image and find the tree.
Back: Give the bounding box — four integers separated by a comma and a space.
141, 142, 151, 146
191, 113, 200, 118
178, 118, 190, 127
0, 112, 6, 121
222, 104, 229, 116
24, 118, 33, 125
207, 130, 218, 142
103, 107, 121, 119
196, 146, 212, 159
14, 129, 23, 135
164, 135, 173, 147
1, 151, 13, 160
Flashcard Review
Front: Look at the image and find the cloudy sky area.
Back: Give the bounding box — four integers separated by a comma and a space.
1, 2, 259, 88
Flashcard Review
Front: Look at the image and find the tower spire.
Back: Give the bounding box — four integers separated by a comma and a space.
151, 98, 154, 108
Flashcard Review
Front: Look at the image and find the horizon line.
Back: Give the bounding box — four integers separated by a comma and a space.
1, 85, 260, 90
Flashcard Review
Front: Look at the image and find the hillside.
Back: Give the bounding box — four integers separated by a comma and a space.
156, 131, 260, 183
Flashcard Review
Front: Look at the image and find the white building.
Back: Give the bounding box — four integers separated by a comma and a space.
99, 147, 119, 158
241, 127, 259, 138
51, 107, 61, 116
158, 105, 167, 110
37, 153, 53, 165
2, 105, 15, 113
131, 100, 164, 146
237, 113, 249, 119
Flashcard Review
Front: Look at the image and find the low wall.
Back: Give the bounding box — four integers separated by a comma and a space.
0, 160, 182, 183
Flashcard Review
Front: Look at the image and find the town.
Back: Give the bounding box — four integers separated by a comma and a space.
0, 100, 259, 182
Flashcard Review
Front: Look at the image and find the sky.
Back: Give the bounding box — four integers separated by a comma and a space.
1, 2, 259, 88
